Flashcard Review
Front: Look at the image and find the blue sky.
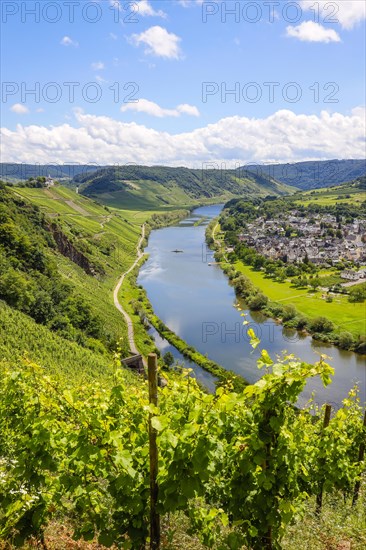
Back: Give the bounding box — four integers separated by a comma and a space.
1, 0, 365, 165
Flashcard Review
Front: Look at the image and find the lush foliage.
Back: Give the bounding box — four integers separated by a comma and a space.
243, 160, 366, 190
0, 340, 365, 549
0, 185, 109, 350
76, 165, 291, 211
0, 300, 116, 383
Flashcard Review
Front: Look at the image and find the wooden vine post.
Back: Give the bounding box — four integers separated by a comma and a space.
352, 409, 366, 506
148, 353, 160, 549
316, 403, 332, 515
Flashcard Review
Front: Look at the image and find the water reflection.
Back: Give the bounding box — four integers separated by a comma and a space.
139, 205, 366, 406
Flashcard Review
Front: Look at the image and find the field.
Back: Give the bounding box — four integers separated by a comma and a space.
234, 262, 366, 338
293, 183, 366, 207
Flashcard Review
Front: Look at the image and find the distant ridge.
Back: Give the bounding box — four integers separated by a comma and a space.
1, 160, 365, 192
74, 165, 293, 209
243, 159, 366, 190
0, 163, 100, 182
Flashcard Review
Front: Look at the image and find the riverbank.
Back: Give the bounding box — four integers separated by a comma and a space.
125, 263, 247, 391
137, 204, 365, 406
207, 220, 366, 355
115, 207, 247, 390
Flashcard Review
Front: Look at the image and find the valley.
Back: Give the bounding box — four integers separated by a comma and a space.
1, 167, 365, 549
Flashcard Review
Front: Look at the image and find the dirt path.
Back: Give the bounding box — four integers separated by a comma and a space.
212, 222, 220, 246
113, 225, 145, 356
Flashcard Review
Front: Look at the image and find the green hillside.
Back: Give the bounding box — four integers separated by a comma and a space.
0, 183, 160, 375
292, 175, 366, 206
0, 181, 365, 550
0, 163, 99, 184
75, 165, 293, 209
0, 300, 119, 384
245, 159, 366, 190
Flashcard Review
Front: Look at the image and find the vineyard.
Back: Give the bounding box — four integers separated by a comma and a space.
0, 335, 365, 549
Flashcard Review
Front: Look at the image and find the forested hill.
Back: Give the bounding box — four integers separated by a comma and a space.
0, 182, 147, 381
75, 165, 293, 209
0, 183, 107, 351
0, 163, 99, 183
244, 159, 366, 190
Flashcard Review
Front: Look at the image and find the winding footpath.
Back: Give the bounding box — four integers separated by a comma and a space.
113, 225, 145, 356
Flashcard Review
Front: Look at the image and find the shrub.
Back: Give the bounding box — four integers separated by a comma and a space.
309, 316, 334, 334
265, 302, 285, 318
296, 316, 309, 330
337, 331, 354, 350
163, 351, 175, 367
282, 304, 297, 322
247, 292, 268, 311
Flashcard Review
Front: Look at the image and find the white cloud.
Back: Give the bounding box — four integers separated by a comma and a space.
300, 1, 366, 30
60, 36, 79, 47
10, 104, 29, 114
287, 21, 341, 43
109, 0, 122, 11
36, 108, 45, 113
130, 26, 182, 59
96, 75, 108, 83
109, 32, 118, 40
176, 104, 200, 117
136, 0, 167, 18
91, 61, 105, 70
110, 0, 166, 17
1, 108, 365, 166
121, 99, 200, 117
178, 0, 204, 7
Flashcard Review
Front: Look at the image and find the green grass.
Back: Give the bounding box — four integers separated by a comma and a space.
294, 183, 366, 206
234, 262, 366, 338
0, 300, 117, 384
11, 484, 364, 549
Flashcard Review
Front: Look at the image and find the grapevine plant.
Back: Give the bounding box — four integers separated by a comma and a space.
0, 335, 365, 549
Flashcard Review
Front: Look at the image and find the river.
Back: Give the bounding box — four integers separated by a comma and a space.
138, 204, 366, 407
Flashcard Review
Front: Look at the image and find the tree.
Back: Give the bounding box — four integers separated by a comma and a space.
275, 268, 287, 282
348, 285, 366, 303
248, 292, 268, 310
309, 316, 334, 334
282, 305, 297, 322
253, 255, 265, 270
338, 332, 354, 350
286, 265, 297, 277
310, 277, 321, 291
163, 351, 175, 367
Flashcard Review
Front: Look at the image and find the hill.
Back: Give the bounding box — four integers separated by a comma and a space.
244, 159, 366, 190
0, 182, 160, 378
292, 175, 366, 206
0, 163, 100, 184
75, 165, 293, 209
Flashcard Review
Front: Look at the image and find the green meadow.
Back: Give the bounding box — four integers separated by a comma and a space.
234, 262, 366, 338
294, 184, 366, 207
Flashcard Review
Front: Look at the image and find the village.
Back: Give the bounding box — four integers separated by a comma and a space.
238, 210, 366, 282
